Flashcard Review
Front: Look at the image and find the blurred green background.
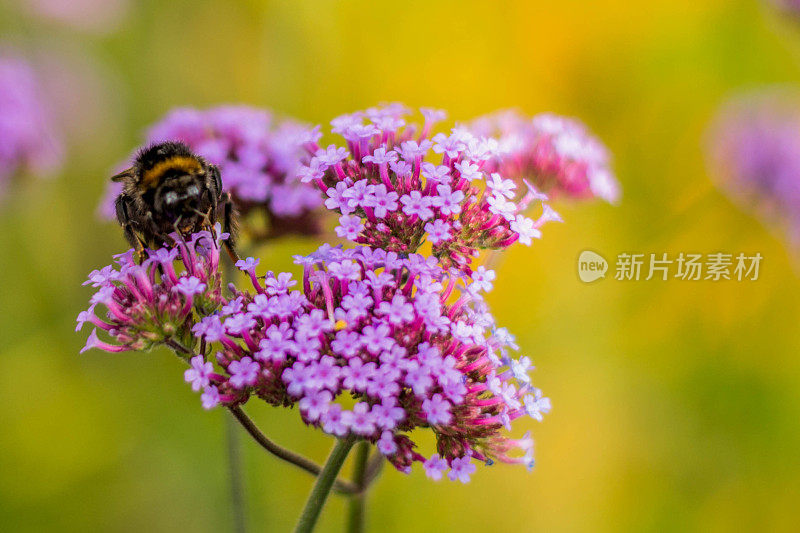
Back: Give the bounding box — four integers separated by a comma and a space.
2, 0, 800, 531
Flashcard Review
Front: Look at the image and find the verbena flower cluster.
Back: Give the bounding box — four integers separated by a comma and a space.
468, 110, 619, 204
0, 54, 63, 198
100, 105, 323, 237
78, 239, 549, 481
707, 90, 800, 244
296, 105, 560, 272
195, 244, 548, 479
76, 226, 226, 354
79, 104, 569, 484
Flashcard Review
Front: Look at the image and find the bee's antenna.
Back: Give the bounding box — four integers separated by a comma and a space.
111, 167, 134, 182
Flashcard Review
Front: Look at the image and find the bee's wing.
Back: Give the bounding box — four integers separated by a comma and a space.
111, 167, 134, 182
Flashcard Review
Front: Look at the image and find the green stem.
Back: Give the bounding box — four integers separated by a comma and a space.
346, 441, 371, 533
226, 414, 247, 533
227, 406, 358, 494
362, 451, 385, 489
294, 436, 357, 533
222, 258, 247, 533
167, 334, 359, 494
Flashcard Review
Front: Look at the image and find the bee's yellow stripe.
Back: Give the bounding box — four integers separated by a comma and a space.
140, 156, 202, 189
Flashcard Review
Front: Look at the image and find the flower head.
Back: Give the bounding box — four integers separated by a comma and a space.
77, 104, 582, 486
77, 226, 226, 353
183, 244, 548, 481
296, 106, 557, 272
468, 110, 619, 204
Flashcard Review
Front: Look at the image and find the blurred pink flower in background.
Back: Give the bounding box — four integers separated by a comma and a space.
707, 89, 800, 246
21, 0, 129, 33
0, 51, 63, 198
771, 0, 800, 15
467, 110, 620, 205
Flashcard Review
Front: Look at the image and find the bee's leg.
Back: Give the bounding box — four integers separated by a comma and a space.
210, 164, 223, 198
219, 192, 240, 262
116, 194, 147, 262
171, 215, 185, 241
208, 164, 239, 261
140, 211, 172, 250
191, 203, 216, 237
205, 166, 222, 238
161, 232, 178, 249
123, 224, 148, 264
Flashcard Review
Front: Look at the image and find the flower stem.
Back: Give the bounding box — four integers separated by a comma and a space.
167, 339, 359, 493
362, 451, 385, 489
346, 441, 371, 533
227, 406, 359, 494
225, 414, 247, 533
220, 256, 247, 533
294, 435, 358, 533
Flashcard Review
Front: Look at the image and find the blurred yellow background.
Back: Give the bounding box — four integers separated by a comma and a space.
2, 0, 800, 531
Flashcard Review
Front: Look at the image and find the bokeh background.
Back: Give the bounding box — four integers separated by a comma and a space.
2, 0, 800, 531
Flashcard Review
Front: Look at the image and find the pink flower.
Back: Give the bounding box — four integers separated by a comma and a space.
377, 431, 398, 455
184, 355, 213, 391
299, 390, 332, 422
448, 455, 477, 483
422, 393, 452, 425
77, 228, 226, 354
228, 357, 259, 388
0, 55, 63, 195
344, 402, 376, 436
400, 191, 435, 220
423, 454, 448, 481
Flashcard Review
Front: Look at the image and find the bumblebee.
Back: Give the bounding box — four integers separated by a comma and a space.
112, 141, 238, 261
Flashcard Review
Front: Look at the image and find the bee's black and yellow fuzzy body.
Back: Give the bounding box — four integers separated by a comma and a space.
112, 141, 238, 260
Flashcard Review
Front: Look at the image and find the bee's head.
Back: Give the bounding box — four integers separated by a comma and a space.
135, 142, 209, 216
156, 173, 204, 210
